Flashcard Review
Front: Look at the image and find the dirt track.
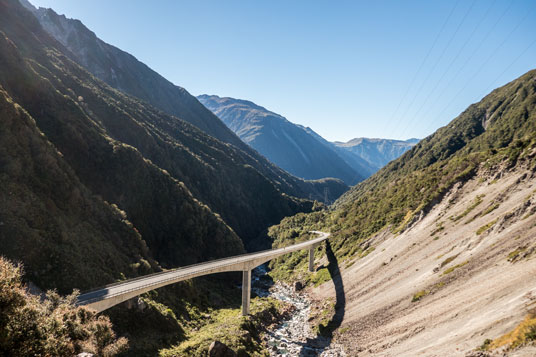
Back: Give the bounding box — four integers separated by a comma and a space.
313, 166, 536, 356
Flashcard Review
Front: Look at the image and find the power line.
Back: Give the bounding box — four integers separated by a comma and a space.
382, 0, 460, 138
417, 0, 515, 133
475, 37, 536, 103
391, 0, 475, 139
399, 0, 496, 139
423, 2, 535, 135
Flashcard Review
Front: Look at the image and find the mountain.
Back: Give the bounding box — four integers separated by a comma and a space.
18, 1, 351, 249
0, 0, 251, 293
24, 1, 243, 148
332, 137, 418, 174
269, 69, 536, 355
1, 0, 344, 352
198, 95, 418, 183
197, 95, 365, 185
300, 126, 380, 178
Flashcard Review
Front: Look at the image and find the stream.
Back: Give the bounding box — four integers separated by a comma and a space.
251, 266, 346, 356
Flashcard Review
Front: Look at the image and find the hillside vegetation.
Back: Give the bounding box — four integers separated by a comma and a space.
26, 2, 348, 210
267, 68, 536, 356
0, 257, 127, 357
270, 69, 536, 261
0, 0, 349, 354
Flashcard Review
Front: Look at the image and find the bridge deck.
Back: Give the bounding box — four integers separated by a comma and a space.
77, 231, 329, 312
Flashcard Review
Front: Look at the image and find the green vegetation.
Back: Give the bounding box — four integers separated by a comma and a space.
440, 254, 460, 268
452, 195, 484, 222
465, 201, 500, 224
442, 261, 469, 276
339, 327, 350, 334
479, 338, 492, 350
308, 298, 336, 336
159, 297, 288, 356
412, 290, 429, 302
476, 218, 499, 235
481, 202, 500, 217
507, 247, 527, 262
483, 313, 536, 351
309, 268, 332, 287
0, 257, 127, 357
360, 246, 376, 258
269, 69, 536, 274
430, 221, 445, 236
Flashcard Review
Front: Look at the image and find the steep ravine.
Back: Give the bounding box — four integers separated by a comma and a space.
252, 266, 346, 356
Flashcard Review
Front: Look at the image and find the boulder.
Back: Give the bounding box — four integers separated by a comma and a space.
294, 281, 304, 291
208, 341, 237, 357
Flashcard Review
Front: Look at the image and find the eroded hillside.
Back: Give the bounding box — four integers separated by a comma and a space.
268, 69, 536, 355
316, 162, 536, 355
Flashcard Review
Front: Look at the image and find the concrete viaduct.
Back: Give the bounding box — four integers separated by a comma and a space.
77, 231, 330, 316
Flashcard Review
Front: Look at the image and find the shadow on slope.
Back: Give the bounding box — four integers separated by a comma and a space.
301, 240, 346, 355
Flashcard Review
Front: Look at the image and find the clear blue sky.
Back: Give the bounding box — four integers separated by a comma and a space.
30, 0, 536, 141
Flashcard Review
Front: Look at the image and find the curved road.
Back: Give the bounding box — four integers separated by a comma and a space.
77, 231, 330, 313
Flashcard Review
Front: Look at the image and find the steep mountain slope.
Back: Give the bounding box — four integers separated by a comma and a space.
0, 85, 156, 293
198, 94, 365, 185
1, 1, 348, 261
333, 137, 418, 174
23, 1, 349, 213
23, 1, 243, 148
0, 0, 328, 297
317, 166, 536, 356
269, 69, 536, 355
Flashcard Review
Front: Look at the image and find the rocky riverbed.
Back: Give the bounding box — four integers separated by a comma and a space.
251, 266, 346, 356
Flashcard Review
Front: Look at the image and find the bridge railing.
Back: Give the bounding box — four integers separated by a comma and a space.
77, 232, 328, 306
79, 233, 326, 295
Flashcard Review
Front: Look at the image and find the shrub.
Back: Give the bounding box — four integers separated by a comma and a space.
487, 313, 536, 350
442, 261, 469, 276
476, 219, 498, 235
0, 256, 127, 357
412, 290, 429, 302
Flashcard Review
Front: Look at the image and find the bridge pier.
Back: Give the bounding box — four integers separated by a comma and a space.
308, 244, 318, 272
78, 232, 329, 314
241, 269, 251, 316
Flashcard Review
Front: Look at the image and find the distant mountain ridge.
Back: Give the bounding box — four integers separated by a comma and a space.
333, 137, 419, 173
198, 94, 417, 182
198, 94, 364, 185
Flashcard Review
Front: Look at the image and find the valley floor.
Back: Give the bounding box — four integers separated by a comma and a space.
312, 166, 536, 356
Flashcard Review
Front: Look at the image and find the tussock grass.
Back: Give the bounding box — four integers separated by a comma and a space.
412, 290, 429, 302
440, 254, 460, 268
486, 313, 536, 350
442, 261, 469, 276
452, 195, 484, 222
476, 218, 499, 235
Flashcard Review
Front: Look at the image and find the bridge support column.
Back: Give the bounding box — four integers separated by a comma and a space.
241, 269, 251, 316
308, 246, 315, 272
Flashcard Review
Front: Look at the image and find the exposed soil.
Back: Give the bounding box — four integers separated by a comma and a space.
312, 166, 536, 356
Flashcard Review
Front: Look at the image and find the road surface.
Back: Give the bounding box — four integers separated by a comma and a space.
77, 231, 330, 312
